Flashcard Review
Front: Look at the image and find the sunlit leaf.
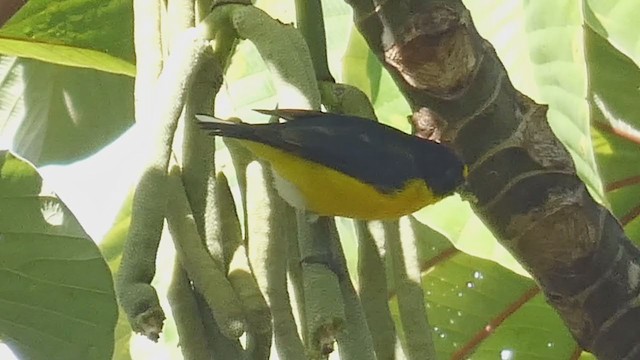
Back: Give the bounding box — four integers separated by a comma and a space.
0, 56, 134, 166
585, 0, 640, 67
0, 151, 117, 360
587, 27, 640, 242
0, 0, 134, 75
386, 220, 578, 359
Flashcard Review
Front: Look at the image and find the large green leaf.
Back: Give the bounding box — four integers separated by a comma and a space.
0, 151, 117, 360
380, 219, 578, 359
415, 196, 528, 277
342, 28, 382, 105
0, 56, 134, 166
587, 26, 640, 242
341, 27, 411, 132
0, 0, 135, 75
463, 0, 607, 200
520, 0, 603, 199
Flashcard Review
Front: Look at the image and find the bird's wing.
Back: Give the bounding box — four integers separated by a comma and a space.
249, 115, 423, 193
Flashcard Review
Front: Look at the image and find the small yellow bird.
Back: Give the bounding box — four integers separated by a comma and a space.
197, 109, 466, 220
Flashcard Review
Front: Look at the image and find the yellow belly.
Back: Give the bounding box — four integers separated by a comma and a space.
240, 140, 437, 220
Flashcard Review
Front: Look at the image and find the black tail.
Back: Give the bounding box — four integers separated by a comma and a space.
195, 114, 261, 141
254, 109, 325, 121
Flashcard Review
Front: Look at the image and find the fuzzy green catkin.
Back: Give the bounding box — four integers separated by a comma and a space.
115, 168, 167, 341
325, 221, 376, 360
193, 291, 246, 359
235, 5, 323, 355
298, 216, 346, 358
228, 245, 272, 360
167, 259, 210, 360
218, 3, 325, 357
319, 81, 377, 119
221, 166, 272, 360
116, 28, 210, 340
287, 213, 307, 342
166, 166, 246, 339
116, 0, 164, 340
355, 220, 398, 360
384, 218, 436, 360
222, 138, 254, 239
232, 5, 321, 110
245, 161, 307, 360
181, 54, 223, 240
214, 172, 243, 266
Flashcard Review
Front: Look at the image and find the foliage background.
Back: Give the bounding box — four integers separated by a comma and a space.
0, 0, 638, 359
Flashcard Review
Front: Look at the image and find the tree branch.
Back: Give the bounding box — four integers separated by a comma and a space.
344, 0, 640, 358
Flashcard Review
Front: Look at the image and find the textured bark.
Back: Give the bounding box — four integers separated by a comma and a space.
344, 0, 640, 358
0, 0, 26, 27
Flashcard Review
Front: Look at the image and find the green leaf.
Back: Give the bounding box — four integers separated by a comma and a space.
0, 56, 134, 166
586, 26, 640, 242
386, 220, 577, 359
462, 0, 541, 100
523, 0, 603, 200
466, 0, 604, 201
580, 351, 597, 360
585, 0, 640, 67
0, 151, 117, 360
216, 39, 276, 120
341, 28, 412, 132
414, 196, 528, 277
342, 27, 382, 103
0, 0, 135, 75
0, 38, 135, 77
317, 0, 353, 80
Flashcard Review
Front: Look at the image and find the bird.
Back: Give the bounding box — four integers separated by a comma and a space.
196, 109, 467, 220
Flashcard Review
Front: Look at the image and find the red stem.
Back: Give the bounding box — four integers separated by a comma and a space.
450, 286, 540, 359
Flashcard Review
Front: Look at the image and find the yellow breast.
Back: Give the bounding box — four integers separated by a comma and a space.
240, 140, 437, 220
